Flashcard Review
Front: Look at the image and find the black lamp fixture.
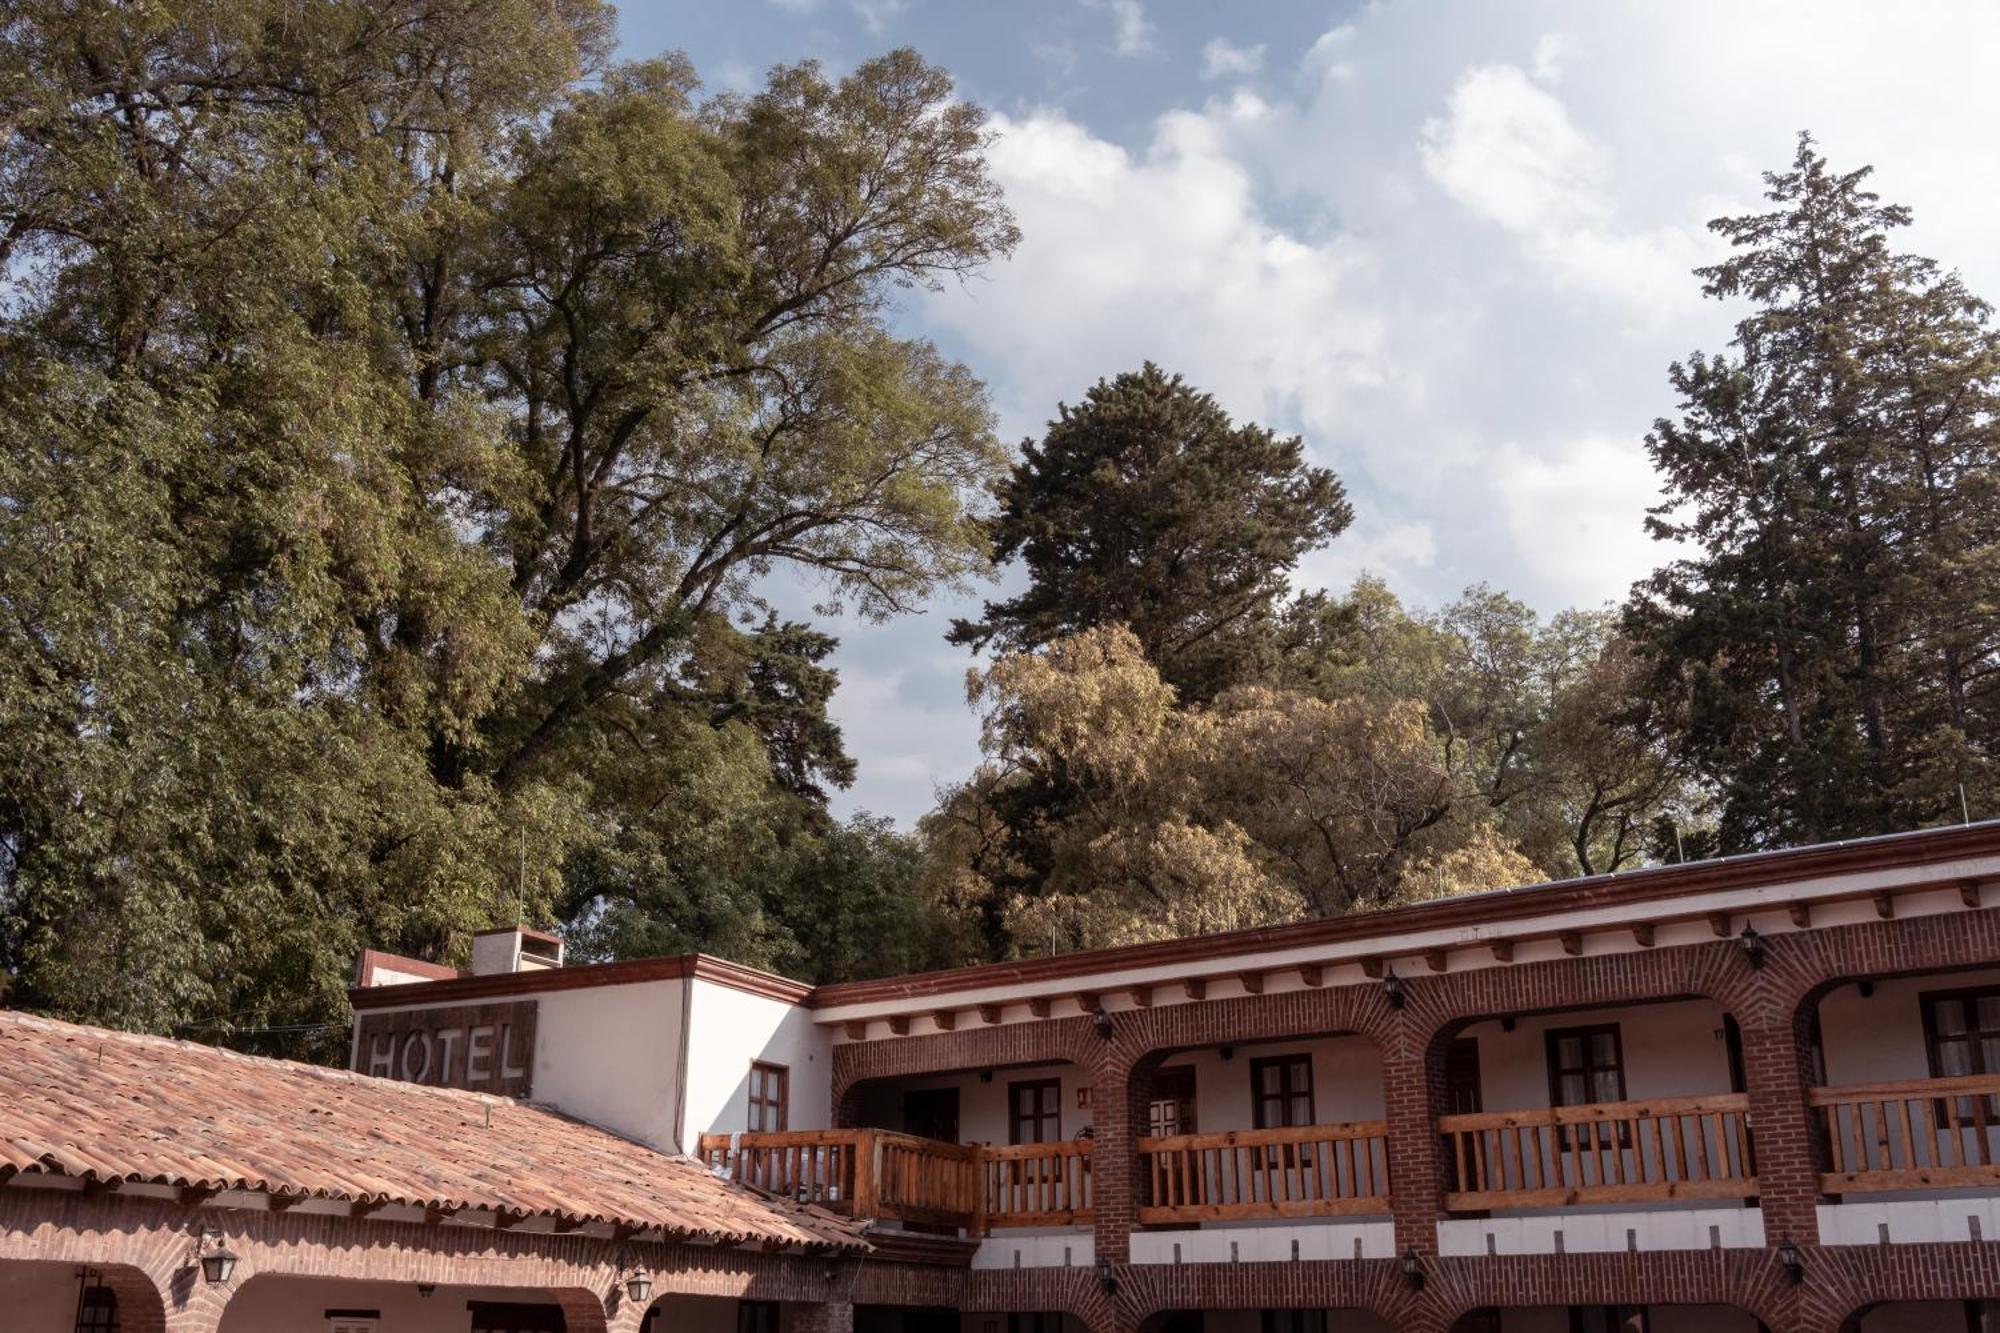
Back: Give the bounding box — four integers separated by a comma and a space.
1738, 923, 1765, 969
196, 1227, 238, 1285
1093, 1006, 1114, 1040
1094, 1257, 1119, 1295
1401, 1247, 1425, 1291
417, 1284, 436, 1299
1777, 1237, 1804, 1285
1383, 969, 1406, 1010
624, 1268, 653, 1305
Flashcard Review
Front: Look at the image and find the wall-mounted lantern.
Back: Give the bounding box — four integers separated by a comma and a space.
196, 1228, 238, 1285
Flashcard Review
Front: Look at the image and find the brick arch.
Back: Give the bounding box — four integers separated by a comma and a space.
830, 1016, 1101, 1125
966, 1267, 1112, 1332
1394, 939, 1763, 1049
0, 1190, 853, 1332
0, 1256, 180, 1333
1423, 1251, 1795, 1333
1769, 904, 2000, 1025
1792, 1242, 2000, 1333
1116, 1257, 1413, 1329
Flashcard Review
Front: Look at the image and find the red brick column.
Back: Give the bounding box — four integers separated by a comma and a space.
1383, 1002, 1448, 1258
1736, 1006, 1823, 1246
781, 1300, 855, 1333
1091, 1046, 1141, 1265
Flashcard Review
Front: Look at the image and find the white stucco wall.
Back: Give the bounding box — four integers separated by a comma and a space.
1818, 965, 2000, 1086
1459, 998, 1737, 1113
1159, 1034, 1384, 1133
854, 1062, 1093, 1146
681, 977, 832, 1143
350, 979, 688, 1152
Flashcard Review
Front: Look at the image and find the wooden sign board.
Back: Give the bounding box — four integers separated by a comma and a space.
354, 1001, 537, 1097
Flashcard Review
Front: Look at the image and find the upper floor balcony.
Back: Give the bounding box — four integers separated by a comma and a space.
706, 970, 2000, 1241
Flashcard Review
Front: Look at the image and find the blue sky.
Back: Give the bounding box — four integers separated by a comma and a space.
617, 0, 2000, 828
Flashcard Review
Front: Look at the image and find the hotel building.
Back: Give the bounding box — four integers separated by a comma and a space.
10, 824, 2000, 1331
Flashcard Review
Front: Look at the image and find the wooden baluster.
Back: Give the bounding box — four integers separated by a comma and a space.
1453, 1130, 1469, 1198
1973, 1092, 1994, 1168
1644, 1113, 1665, 1186
1942, 1094, 1965, 1169
1691, 1110, 1712, 1183
1824, 1104, 1846, 1176
1893, 1097, 1917, 1172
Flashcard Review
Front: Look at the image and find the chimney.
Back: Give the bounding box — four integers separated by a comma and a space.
470, 926, 565, 977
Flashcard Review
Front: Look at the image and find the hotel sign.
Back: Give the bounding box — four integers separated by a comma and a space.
354, 1001, 538, 1097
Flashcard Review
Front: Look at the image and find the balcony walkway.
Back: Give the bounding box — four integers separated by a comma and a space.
699, 1074, 2000, 1238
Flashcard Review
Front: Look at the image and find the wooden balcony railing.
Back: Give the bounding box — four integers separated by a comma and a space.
1437, 1093, 1756, 1211
697, 1130, 981, 1230
981, 1140, 1095, 1228
1138, 1122, 1390, 1223
1810, 1073, 2000, 1193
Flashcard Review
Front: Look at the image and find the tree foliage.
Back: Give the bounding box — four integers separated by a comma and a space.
1628, 135, 2000, 848
0, 2, 1012, 1041
949, 364, 1353, 702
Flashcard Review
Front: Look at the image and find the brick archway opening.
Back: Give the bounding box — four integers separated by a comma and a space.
1791, 957, 2000, 1219
1447, 1303, 1770, 1333
214, 1273, 617, 1332
1419, 993, 1756, 1224
1137, 1310, 1394, 1333
0, 1258, 169, 1333
1839, 1298, 2000, 1333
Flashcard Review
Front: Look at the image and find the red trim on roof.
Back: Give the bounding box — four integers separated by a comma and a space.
354, 948, 462, 987
352, 823, 2000, 1014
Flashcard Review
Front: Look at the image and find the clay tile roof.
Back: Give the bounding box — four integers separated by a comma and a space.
0, 1010, 863, 1252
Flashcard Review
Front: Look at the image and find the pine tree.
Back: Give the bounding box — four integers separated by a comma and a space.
949, 364, 1352, 702
1629, 135, 2000, 847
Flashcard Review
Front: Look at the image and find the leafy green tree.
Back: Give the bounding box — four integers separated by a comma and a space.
950, 364, 1353, 702
1629, 135, 2000, 848
0, 3, 1015, 1038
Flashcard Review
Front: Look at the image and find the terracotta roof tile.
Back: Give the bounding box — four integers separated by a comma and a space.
0, 1010, 863, 1251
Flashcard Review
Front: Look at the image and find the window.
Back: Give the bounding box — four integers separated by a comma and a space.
73, 1285, 118, 1333
747, 1061, 788, 1132
1250, 1055, 1315, 1129
738, 1301, 780, 1333
1148, 1066, 1197, 1137
1568, 1307, 1649, 1333
1547, 1025, 1627, 1106
1547, 1024, 1628, 1149
1009, 1078, 1063, 1144
1923, 986, 2000, 1120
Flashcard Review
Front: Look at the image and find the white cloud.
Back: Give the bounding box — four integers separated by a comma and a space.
1083, 0, 1154, 57
1532, 32, 1578, 82
922, 107, 1384, 450
1419, 64, 1707, 318
1201, 38, 1266, 80
1421, 64, 1610, 234
1493, 437, 1671, 608
849, 0, 907, 33
835, 0, 2000, 823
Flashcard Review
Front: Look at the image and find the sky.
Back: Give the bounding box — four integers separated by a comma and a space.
617, 0, 2000, 829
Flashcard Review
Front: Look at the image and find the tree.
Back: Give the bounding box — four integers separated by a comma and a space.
949, 364, 1353, 702
1295, 579, 1690, 879
1629, 135, 2000, 849
923, 626, 1536, 958
0, 4, 1016, 1039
